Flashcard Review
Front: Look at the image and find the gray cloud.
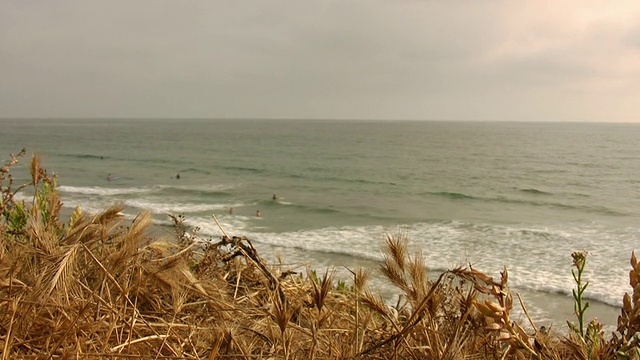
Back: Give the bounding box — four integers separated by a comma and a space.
1, 0, 639, 121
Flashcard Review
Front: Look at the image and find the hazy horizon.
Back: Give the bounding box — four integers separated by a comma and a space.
5, 117, 640, 125
2, 1, 639, 122
1, 116, 639, 124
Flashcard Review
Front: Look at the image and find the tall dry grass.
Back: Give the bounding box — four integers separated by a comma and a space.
0, 151, 638, 359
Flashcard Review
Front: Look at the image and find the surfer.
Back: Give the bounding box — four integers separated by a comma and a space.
272, 194, 277, 201
256, 210, 261, 217
176, 173, 180, 180
228, 207, 234, 214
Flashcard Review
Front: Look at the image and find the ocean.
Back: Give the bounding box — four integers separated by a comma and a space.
1, 118, 638, 330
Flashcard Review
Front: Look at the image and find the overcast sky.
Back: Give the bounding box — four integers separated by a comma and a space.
1, 1, 639, 121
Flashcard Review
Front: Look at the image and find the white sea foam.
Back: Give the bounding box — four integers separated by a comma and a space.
167, 183, 236, 192
181, 214, 255, 241
124, 198, 231, 214
32, 183, 640, 308
58, 185, 156, 196
248, 226, 387, 263
190, 218, 635, 308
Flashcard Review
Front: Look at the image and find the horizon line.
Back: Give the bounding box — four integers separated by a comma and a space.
1, 117, 638, 124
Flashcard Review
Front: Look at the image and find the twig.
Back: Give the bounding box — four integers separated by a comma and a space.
517, 292, 538, 333
110, 335, 169, 351
211, 214, 229, 239
211, 215, 286, 304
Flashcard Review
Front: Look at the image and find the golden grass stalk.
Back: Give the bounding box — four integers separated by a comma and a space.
29, 153, 40, 188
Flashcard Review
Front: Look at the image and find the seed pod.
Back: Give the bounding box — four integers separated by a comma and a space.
470, 269, 496, 285
505, 292, 513, 311
475, 300, 501, 319
623, 293, 632, 314
485, 322, 503, 331
485, 299, 505, 313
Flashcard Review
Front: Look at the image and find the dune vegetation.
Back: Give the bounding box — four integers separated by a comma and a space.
1, 150, 639, 359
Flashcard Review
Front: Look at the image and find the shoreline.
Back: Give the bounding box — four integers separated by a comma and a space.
245, 238, 624, 335
110, 213, 628, 336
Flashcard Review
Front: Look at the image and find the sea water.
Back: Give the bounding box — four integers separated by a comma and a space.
1, 119, 638, 330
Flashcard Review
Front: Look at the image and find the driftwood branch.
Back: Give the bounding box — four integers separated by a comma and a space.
212, 214, 287, 303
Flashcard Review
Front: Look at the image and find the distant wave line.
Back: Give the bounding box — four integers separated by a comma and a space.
253, 199, 343, 215
57, 152, 185, 167
288, 173, 398, 187
57, 185, 157, 196
519, 188, 552, 195
176, 167, 212, 175
223, 165, 267, 174
224, 165, 399, 187
421, 191, 626, 216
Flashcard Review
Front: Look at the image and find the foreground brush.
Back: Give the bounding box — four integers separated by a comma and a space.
1, 150, 639, 359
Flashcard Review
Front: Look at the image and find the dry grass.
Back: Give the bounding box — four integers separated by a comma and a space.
0, 151, 639, 359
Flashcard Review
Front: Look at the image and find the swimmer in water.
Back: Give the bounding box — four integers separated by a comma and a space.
256, 210, 261, 217
107, 173, 112, 181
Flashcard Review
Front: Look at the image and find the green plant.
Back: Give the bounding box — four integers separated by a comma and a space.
566, 251, 615, 359
0, 148, 28, 238
568, 251, 590, 341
